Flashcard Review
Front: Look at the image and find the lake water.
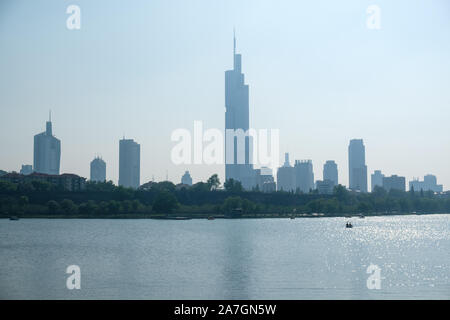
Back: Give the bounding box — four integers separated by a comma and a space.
0, 215, 449, 299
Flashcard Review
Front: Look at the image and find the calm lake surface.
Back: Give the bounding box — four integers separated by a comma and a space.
0, 214, 449, 299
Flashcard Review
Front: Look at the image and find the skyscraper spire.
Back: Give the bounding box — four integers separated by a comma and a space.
46, 110, 52, 136
233, 28, 236, 69
233, 28, 236, 56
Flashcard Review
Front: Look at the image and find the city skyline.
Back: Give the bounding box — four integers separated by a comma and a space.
1, 1, 449, 190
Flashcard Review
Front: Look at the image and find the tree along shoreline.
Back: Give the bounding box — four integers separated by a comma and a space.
1, 177, 449, 219
0, 211, 446, 220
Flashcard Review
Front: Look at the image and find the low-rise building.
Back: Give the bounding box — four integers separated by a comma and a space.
0, 172, 86, 191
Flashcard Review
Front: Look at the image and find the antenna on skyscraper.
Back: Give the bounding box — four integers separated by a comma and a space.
49, 109, 51, 122
233, 27, 236, 56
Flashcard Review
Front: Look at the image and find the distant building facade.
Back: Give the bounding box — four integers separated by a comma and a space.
382, 175, 406, 192
371, 170, 384, 191
277, 153, 295, 192
90, 157, 106, 182
0, 172, 86, 191
316, 179, 335, 195
323, 160, 338, 186
34, 115, 61, 175
294, 160, 314, 193
348, 139, 367, 192
20, 165, 33, 175
181, 171, 193, 186
254, 167, 276, 192
409, 174, 443, 193
119, 138, 140, 189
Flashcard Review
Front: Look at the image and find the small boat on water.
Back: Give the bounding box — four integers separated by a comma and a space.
207, 216, 215, 220
346, 222, 353, 228
290, 216, 295, 220
9, 216, 19, 221
359, 214, 365, 219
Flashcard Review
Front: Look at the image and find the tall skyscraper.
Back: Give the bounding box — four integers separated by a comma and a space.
224, 32, 255, 190
348, 139, 367, 192
90, 157, 106, 182
119, 138, 140, 189
277, 153, 295, 192
294, 160, 314, 193
323, 160, 338, 186
371, 170, 384, 191
34, 112, 61, 175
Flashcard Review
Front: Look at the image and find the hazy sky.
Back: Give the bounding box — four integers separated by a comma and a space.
1, 0, 449, 190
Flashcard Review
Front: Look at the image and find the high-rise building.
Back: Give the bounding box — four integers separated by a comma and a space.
382, 175, 406, 192
224, 32, 255, 190
119, 138, 140, 189
181, 171, 193, 186
348, 139, 367, 192
409, 174, 443, 193
34, 113, 61, 175
277, 153, 295, 192
371, 170, 384, 191
323, 160, 338, 186
20, 165, 33, 175
294, 160, 314, 193
90, 157, 106, 182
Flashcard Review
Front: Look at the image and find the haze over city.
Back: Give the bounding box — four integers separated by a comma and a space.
1, 0, 449, 190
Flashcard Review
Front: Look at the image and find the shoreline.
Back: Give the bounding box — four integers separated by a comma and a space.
1, 212, 446, 220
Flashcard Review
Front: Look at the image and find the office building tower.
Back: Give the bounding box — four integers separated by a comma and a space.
34, 113, 61, 175
323, 160, 338, 186
294, 160, 314, 193
348, 139, 367, 192
90, 157, 106, 182
119, 138, 140, 189
277, 153, 296, 192
224, 32, 255, 190
371, 170, 384, 191
181, 171, 193, 186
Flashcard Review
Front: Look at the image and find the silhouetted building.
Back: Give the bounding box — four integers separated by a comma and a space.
348, 139, 367, 192
90, 157, 106, 182
316, 179, 335, 195
0, 172, 86, 191
277, 153, 295, 192
34, 113, 61, 175
20, 165, 33, 175
181, 171, 193, 186
371, 170, 384, 191
119, 138, 140, 189
409, 174, 443, 193
382, 175, 405, 192
323, 160, 338, 186
294, 160, 314, 193
225, 33, 255, 190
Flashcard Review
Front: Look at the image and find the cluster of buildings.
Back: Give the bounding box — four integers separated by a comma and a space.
0, 36, 445, 195
0, 112, 142, 191
222, 35, 444, 194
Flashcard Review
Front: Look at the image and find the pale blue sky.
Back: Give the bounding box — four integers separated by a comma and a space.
1, 0, 449, 190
